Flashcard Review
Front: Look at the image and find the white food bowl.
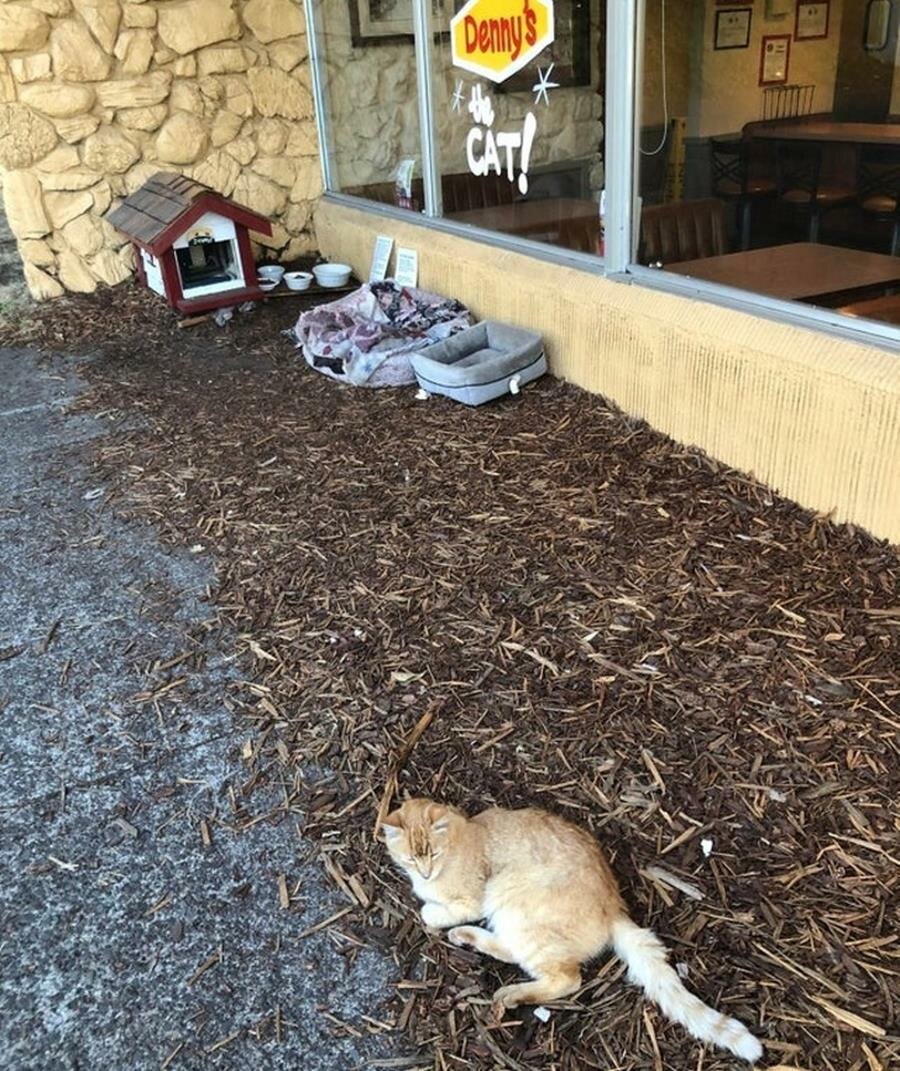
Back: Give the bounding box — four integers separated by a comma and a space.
257, 264, 285, 282
313, 263, 352, 288
258, 279, 279, 292
284, 270, 313, 291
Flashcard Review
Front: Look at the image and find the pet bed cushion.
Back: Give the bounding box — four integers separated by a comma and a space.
410, 321, 546, 405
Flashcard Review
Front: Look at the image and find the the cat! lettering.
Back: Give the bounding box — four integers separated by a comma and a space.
464, 84, 537, 196
451, 0, 555, 83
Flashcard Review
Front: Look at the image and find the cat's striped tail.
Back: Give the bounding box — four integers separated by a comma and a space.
611, 916, 763, 1063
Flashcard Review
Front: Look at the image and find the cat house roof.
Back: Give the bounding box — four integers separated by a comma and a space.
106, 171, 272, 256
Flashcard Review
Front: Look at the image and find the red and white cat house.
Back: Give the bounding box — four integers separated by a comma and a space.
107, 171, 273, 315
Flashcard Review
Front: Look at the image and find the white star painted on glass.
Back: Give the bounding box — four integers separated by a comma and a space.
532, 64, 559, 107
450, 80, 464, 113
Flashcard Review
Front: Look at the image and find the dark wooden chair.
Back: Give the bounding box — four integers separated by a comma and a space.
858, 145, 900, 255
640, 198, 728, 266
775, 141, 854, 242
710, 137, 776, 249
557, 214, 601, 254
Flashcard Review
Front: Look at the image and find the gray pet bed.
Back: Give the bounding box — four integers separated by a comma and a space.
410, 321, 546, 406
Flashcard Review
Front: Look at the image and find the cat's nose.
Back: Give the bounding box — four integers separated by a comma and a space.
417, 860, 432, 879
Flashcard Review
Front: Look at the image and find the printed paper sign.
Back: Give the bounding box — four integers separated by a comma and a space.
369, 235, 393, 282
451, 0, 554, 83
395, 248, 418, 287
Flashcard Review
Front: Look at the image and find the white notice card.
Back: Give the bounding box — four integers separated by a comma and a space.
394, 247, 418, 287
369, 234, 393, 282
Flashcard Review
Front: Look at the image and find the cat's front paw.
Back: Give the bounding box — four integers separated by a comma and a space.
491, 985, 520, 1016
420, 902, 450, 928
490, 993, 512, 1023
448, 926, 477, 948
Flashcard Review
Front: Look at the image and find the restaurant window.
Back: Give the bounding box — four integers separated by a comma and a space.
312, 0, 605, 256
636, 0, 900, 328
430, 0, 605, 255
309, 0, 425, 206
306, 0, 900, 342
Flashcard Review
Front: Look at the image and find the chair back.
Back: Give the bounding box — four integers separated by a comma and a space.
441, 172, 519, 214
858, 145, 900, 210
775, 141, 823, 199
710, 137, 748, 197
344, 172, 521, 214
557, 215, 601, 254
640, 198, 728, 265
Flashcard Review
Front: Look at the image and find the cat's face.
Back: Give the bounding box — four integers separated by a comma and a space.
382, 798, 458, 881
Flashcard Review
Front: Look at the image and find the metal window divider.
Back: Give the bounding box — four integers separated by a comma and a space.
604, 0, 639, 276
303, 0, 335, 192
412, 0, 443, 218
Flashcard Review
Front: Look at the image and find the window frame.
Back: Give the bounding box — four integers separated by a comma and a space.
302, 0, 900, 354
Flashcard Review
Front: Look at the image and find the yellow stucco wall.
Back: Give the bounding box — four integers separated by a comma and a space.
316, 199, 900, 543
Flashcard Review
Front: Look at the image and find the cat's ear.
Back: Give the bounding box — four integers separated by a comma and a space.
427, 805, 452, 833
381, 810, 403, 841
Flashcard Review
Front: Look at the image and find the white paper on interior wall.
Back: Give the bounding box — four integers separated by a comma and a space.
450, 0, 555, 84
764, 0, 792, 18
394, 158, 418, 212
466, 83, 537, 196
395, 248, 418, 288
369, 235, 394, 282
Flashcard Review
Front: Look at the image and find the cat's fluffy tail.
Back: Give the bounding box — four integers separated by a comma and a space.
610, 916, 762, 1063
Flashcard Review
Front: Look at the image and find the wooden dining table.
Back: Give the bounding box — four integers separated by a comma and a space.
449, 197, 600, 237
664, 242, 900, 303
748, 120, 900, 146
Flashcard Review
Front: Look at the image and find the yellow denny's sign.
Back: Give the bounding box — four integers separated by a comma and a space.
451, 0, 554, 83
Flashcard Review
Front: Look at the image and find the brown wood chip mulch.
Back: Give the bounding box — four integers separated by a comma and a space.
5, 285, 898, 1071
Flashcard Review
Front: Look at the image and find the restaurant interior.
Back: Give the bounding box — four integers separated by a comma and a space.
633, 0, 900, 325
329, 0, 900, 328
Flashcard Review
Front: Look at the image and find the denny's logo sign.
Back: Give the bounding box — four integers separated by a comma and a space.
451, 0, 554, 83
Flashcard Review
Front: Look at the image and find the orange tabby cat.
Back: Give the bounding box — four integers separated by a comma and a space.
382, 798, 762, 1064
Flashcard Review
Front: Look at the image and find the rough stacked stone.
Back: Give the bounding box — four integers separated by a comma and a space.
0, 0, 320, 299
0, 102, 57, 167
0, 8, 50, 52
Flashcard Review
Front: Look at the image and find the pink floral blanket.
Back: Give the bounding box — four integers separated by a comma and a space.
293, 281, 472, 387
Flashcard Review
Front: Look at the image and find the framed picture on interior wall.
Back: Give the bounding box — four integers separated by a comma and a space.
714, 8, 752, 50
795, 1, 829, 40
498, 0, 592, 91
759, 33, 791, 84
349, 0, 451, 47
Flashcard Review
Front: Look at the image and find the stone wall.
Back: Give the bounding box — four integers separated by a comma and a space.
0, 0, 321, 300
